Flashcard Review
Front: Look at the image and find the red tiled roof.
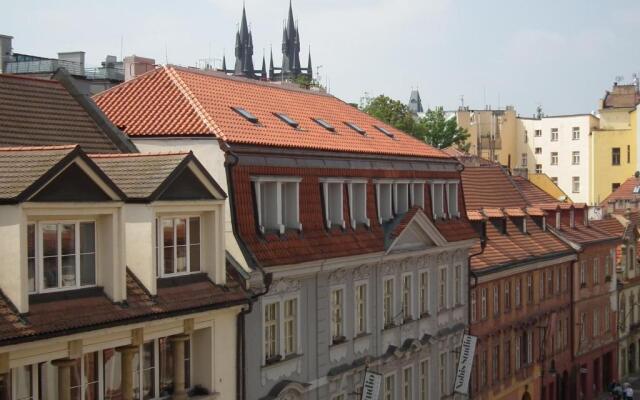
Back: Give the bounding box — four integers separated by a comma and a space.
526, 207, 545, 217
553, 223, 619, 246
467, 210, 484, 221
461, 165, 527, 210
0, 271, 249, 345
94, 66, 449, 159
601, 176, 640, 205
590, 217, 625, 237
0, 74, 131, 153
504, 208, 527, 217
471, 216, 572, 271
232, 165, 475, 267
512, 175, 562, 204
482, 208, 504, 218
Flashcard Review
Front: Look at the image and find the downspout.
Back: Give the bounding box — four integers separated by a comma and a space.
222, 141, 273, 400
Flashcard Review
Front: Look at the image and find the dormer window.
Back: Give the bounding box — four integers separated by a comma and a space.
411, 181, 425, 209
231, 107, 259, 124
375, 181, 393, 224
394, 182, 410, 214
28, 221, 96, 293
159, 217, 201, 276
431, 181, 446, 219
320, 179, 345, 229
348, 180, 369, 228
252, 176, 302, 234
446, 181, 460, 218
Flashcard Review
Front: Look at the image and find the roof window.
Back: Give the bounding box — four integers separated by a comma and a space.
274, 113, 299, 129
374, 125, 395, 138
345, 122, 366, 136
633, 186, 640, 194
313, 118, 335, 132
231, 107, 259, 124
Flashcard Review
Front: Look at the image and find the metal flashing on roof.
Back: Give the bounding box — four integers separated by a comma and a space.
313, 118, 335, 132
231, 107, 259, 124
374, 125, 395, 138
274, 113, 299, 129
344, 122, 366, 136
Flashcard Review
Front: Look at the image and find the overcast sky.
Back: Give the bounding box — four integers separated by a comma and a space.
5, 0, 640, 115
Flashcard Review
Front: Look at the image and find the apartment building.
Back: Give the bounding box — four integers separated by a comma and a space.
518, 114, 599, 205
94, 65, 479, 399
0, 73, 250, 399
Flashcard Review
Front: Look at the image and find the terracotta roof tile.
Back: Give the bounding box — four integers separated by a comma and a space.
467, 210, 484, 221
94, 66, 449, 159
482, 208, 504, 218
511, 175, 561, 204
601, 176, 640, 205
526, 207, 545, 217
0, 74, 123, 153
504, 207, 527, 217
461, 165, 527, 210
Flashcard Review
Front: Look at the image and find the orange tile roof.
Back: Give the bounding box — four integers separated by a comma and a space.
504, 207, 527, 217
467, 210, 484, 221
461, 165, 527, 210
94, 66, 449, 159
512, 175, 562, 204
601, 176, 640, 205
482, 208, 504, 218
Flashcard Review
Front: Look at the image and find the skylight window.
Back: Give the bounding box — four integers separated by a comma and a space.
345, 122, 366, 136
274, 113, 299, 128
313, 118, 335, 132
374, 125, 395, 138
231, 107, 259, 124
633, 186, 640, 194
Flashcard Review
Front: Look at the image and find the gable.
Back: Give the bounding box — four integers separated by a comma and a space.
386, 210, 448, 254
30, 163, 112, 202
157, 167, 215, 201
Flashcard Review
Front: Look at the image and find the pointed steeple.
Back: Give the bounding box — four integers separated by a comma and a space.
269, 47, 275, 77
307, 49, 312, 78
222, 55, 227, 71
261, 54, 267, 79
287, 0, 295, 37
233, 3, 256, 78
281, 1, 303, 78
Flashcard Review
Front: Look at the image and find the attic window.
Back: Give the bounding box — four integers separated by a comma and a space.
431, 181, 446, 219
348, 180, 369, 228
374, 125, 395, 138
275, 113, 299, 129
633, 186, 640, 194
411, 182, 425, 209
345, 122, 366, 136
394, 182, 410, 214
320, 179, 345, 229
232, 107, 259, 124
251, 176, 302, 234
313, 118, 335, 132
375, 181, 393, 224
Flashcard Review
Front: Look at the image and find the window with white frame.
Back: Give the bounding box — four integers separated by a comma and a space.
572, 176, 580, 193
550, 152, 558, 165
348, 181, 369, 228
431, 182, 446, 219
438, 268, 447, 311
526, 330, 533, 364
376, 182, 393, 224
534, 129, 542, 137
401, 274, 412, 322
384, 373, 395, 400
593, 309, 599, 337
593, 258, 599, 285
264, 302, 279, 363
159, 217, 201, 276
331, 288, 345, 343
551, 128, 558, 141
572, 127, 580, 140
355, 283, 368, 336
321, 179, 345, 229
447, 181, 460, 218
515, 278, 521, 307
411, 182, 425, 209
515, 335, 521, 369
572, 151, 580, 165
535, 164, 542, 174
535, 147, 542, 154
521, 153, 527, 167
527, 274, 533, 303
470, 290, 477, 322
420, 359, 429, 399
454, 265, 462, 305
252, 176, 302, 234
394, 182, 410, 214
493, 285, 500, 316
439, 352, 447, 396
284, 298, 298, 356
28, 221, 96, 292
504, 280, 511, 311
383, 277, 395, 328
402, 367, 412, 400
580, 261, 586, 286
419, 270, 429, 316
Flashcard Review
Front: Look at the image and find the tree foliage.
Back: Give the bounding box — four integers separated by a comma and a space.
361, 95, 417, 135
416, 108, 469, 150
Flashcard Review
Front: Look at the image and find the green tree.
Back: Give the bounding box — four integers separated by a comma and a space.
361, 95, 417, 135
416, 108, 469, 149
293, 74, 324, 90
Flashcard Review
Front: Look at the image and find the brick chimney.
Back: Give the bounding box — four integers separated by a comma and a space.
124, 55, 156, 81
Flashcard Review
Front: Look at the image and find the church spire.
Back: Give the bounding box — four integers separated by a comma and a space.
269, 47, 275, 76
261, 54, 267, 79
307, 49, 312, 78
222, 54, 227, 71
233, 3, 256, 77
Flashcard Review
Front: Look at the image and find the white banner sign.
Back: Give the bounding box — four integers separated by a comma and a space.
453, 334, 477, 395
360, 370, 382, 400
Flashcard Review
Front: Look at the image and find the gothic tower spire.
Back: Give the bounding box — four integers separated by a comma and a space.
234, 4, 256, 77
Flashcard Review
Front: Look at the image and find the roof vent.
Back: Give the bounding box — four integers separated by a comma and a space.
344, 122, 366, 136
374, 125, 395, 138
274, 113, 299, 129
313, 118, 335, 132
231, 107, 259, 124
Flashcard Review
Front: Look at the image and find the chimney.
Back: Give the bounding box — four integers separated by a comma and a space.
0, 34, 13, 73
124, 55, 156, 81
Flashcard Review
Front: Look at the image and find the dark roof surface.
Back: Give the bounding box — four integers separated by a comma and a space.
0, 74, 129, 153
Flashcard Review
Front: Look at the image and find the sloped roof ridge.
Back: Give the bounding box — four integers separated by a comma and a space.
89, 150, 189, 158
0, 144, 78, 152
165, 66, 225, 140
0, 73, 61, 85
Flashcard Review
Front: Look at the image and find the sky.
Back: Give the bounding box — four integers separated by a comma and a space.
5, 0, 640, 116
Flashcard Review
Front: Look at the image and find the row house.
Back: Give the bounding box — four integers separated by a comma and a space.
595, 211, 640, 381
0, 73, 250, 399
545, 206, 620, 400
462, 163, 576, 400
0, 145, 248, 399
93, 65, 479, 399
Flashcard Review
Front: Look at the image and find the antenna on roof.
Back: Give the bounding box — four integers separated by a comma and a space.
164, 43, 168, 65
460, 95, 464, 108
